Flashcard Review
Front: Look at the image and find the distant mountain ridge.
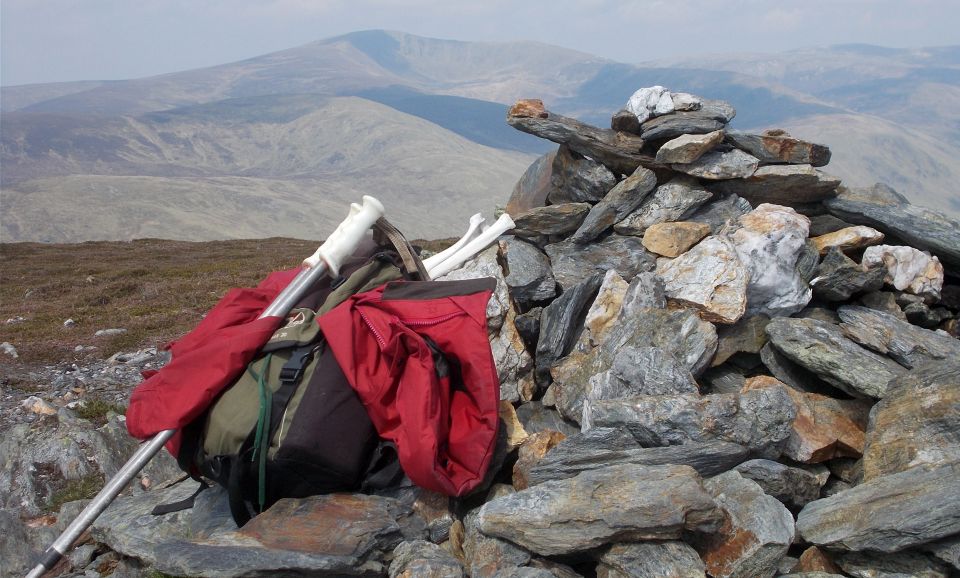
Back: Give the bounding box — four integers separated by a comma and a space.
2, 30, 958, 242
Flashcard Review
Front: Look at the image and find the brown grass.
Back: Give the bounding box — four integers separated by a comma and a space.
0, 237, 453, 366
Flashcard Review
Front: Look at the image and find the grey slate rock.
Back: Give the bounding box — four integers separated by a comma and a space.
506, 150, 556, 215
614, 177, 713, 236
712, 315, 771, 367
686, 193, 753, 234
502, 238, 557, 306
477, 463, 723, 556
725, 131, 831, 167
824, 183, 960, 270
597, 541, 707, 578
923, 535, 960, 572
835, 550, 951, 578
534, 273, 603, 386
709, 164, 841, 206
858, 290, 907, 320
462, 509, 531, 578
527, 432, 748, 486
618, 271, 667, 316
604, 305, 718, 378
545, 234, 656, 291
808, 214, 855, 237
570, 166, 658, 243
838, 305, 960, 369
610, 108, 641, 134
796, 240, 821, 283
514, 401, 580, 437
514, 307, 541, 351
584, 386, 796, 459
511, 203, 591, 237
696, 471, 795, 578
92, 484, 426, 577
586, 345, 700, 405
765, 317, 906, 398
547, 144, 618, 204
672, 148, 759, 180
389, 540, 465, 578
701, 365, 748, 394
640, 104, 731, 141
734, 459, 824, 509
810, 247, 886, 301
797, 460, 960, 552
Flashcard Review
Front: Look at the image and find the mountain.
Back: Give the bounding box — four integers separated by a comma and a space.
2, 31, 958, 242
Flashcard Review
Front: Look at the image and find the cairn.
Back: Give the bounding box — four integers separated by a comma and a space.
5, 87, 960, 578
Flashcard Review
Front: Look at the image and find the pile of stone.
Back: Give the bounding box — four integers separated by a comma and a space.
5, 87, 960, 578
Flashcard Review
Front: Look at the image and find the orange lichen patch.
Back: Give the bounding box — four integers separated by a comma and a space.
513, 430, 568, 491
702, 524, 760, 577
794, 546, 842, 574
509, 99, 548, 118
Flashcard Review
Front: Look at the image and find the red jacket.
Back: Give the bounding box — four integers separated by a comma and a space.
318, 278, 500, 497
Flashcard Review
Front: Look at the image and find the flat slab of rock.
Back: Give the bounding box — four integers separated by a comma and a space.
508, 100, 650, 175
545, 234, 656, 291
584, 386, 796, 459
697, 471, 795, 578
731, 204, 812, 317
656, 129, 724, 164
534, 273, 603, 386
672, 148, 759, 180
656, 235, 748, 323
824, 183, 960, 270
547, 144, 617, 204
642, 221, 712, 258
570, 166, 658, 243
797, 460, 960, 552
838, 305, 960, 369
765, 317, 906, 398
640, 109, 730, 141
527, 430, 748, 486
511, 203, 591, 237
506, 150, 556, 215
477, 463, 723, 556
734, 459, 824, 509
834, 550, 951, 578
615, 177, 713, 236
810, 226, 884, 255
862, 359, 960, 481
710, 165, 841, 206
92, 486, 425, 577
598, 541, 707, 578
726, 131, 831, 167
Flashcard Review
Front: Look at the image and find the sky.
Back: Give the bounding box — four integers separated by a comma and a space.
2, 0, 958, 87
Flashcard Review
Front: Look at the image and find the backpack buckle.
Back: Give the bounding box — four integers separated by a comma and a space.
279, 345, 318, 386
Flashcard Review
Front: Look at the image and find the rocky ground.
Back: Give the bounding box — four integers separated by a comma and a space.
3, 86, 960, 578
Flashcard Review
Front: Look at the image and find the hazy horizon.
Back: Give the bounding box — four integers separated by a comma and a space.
3, 0, 959, 87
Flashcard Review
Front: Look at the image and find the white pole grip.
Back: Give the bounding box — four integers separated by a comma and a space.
428, 213, 515, 278
302, 196, 385, 275
422, 213, 486, 271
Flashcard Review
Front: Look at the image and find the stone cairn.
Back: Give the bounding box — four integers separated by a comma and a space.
6, 87, 960, 578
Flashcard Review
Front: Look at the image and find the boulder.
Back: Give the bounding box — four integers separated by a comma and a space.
792, 547, 842, 575
477, 463, 723, 556
547, 144, 617, 205
725, 131, 831, 167
797, 460, 960, 552
696, 471, 795, 578
824, 183, 960, 270
642, 221, 712, 258
461, 508, 531, 578
656, 235, 749, 324
614, 177, 713, 236
597, 541, 707, 578
570, 166, 658, 243
655, 130, 724, 164
710, 165, 841, 206
765, 317, 906, 398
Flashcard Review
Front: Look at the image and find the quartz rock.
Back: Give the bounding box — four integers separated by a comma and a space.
477, 463, 723, 556
861, 359, 960, 481
734, 459, 824, 509
710, 165, 841, 206
641, 221, 711, 258
506, 150, 556, 215
545, 234, 656, 291
824, 183, 960, 270
696, 471, 795, 578
624, 85, 666, 123
598, 541, 707, 578
731, 204, 812, 317
765, 317, 905, 398
672, 148, 759, 180
656, 130, 724, 164
656, 235, 749, 324
838, 305, 960, 369
862, 244, 944, 300
726, 131, 831, 167
810, 226, 884, 255
570, 166, 658, 243
547, 144, 617, 205
797, 460, 960, 552
584, 386, 796, 459
615, 177, 713, 236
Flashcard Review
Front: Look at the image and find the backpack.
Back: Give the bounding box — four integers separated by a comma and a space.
174, 224, 430, 525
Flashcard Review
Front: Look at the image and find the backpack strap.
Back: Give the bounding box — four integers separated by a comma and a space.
374, 218, 430, 281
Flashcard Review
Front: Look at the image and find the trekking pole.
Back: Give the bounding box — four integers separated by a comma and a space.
26, 196, 386, 578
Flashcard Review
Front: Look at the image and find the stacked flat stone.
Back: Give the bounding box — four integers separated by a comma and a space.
11, 88, 960, 578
